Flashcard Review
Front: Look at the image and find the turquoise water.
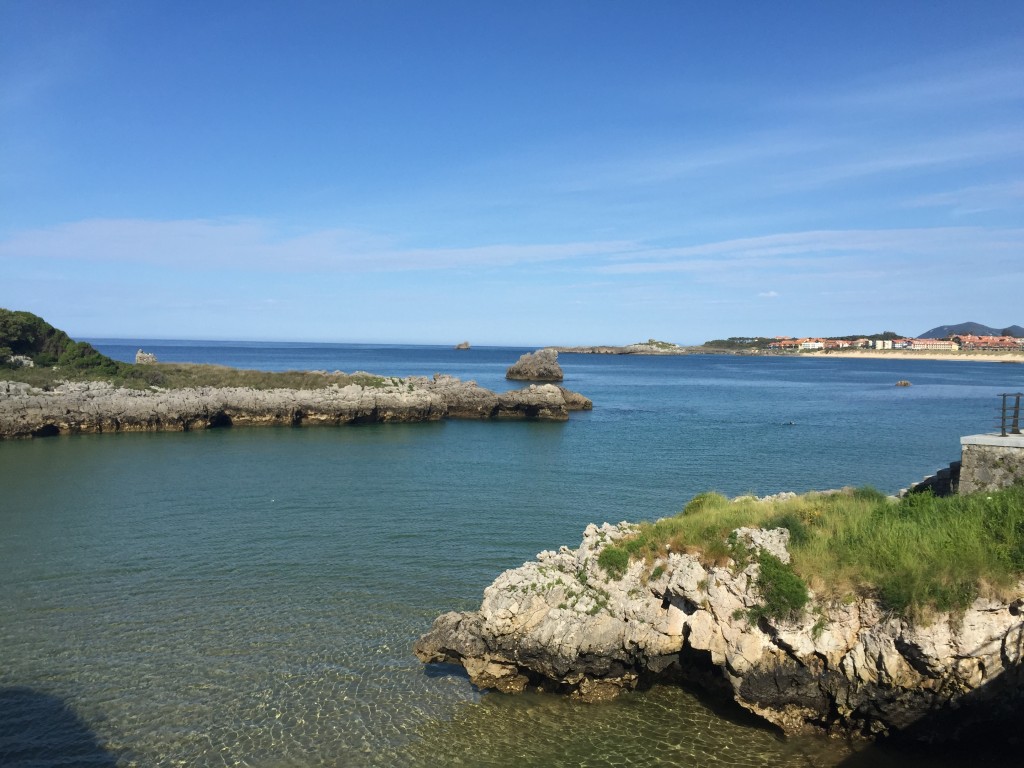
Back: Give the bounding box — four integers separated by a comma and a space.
2, 345, 1020, 766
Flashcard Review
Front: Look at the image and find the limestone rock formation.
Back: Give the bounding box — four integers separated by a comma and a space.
135, 349, 158, 364
454, 341, 471, 350
506, 349, 563, 382
415, 515, 1024, 741
0, 376, 593, 438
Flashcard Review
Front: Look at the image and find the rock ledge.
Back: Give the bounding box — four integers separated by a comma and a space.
0, 376, 592, 439
415, 515, 1024, 742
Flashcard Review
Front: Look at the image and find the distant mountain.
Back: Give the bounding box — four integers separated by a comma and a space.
918, 322, 1024, 339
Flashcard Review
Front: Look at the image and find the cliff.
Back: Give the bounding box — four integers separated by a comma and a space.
415, 493, 1024, 743
0, 376, 592, 439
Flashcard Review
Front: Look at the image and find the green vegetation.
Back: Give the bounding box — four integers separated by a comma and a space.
749, 552, 809, 622
640, 338, 682, 350
701, 336, 777, 351
1, 309, 86, 367
702, 331, 904, 352
597, 545, 630, 579
0, 308, 396, 391
600, 485, 1024, 620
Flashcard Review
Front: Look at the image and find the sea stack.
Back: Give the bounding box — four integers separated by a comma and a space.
506, 348, 563, 382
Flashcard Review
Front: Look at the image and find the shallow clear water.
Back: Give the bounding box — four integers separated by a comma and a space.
2, 344, 1020, 765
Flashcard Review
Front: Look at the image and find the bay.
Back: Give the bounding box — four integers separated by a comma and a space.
1, 342, 1020, 766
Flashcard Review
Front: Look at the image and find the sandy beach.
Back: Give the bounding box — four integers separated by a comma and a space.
804, 350, 1024, 364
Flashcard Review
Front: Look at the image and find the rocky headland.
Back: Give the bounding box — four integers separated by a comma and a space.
415, 492, 1024, 744
548, 340, 691, 355
0, 376, 592, 439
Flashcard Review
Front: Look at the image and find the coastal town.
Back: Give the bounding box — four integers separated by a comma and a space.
767, 333, 1024, 352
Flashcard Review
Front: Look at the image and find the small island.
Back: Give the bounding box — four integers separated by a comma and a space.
548, 339, 692, 355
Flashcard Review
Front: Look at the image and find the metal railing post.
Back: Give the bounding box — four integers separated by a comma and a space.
998, 393, 1023, 436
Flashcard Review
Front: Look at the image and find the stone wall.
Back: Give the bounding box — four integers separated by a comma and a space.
959, 434, 1024, 494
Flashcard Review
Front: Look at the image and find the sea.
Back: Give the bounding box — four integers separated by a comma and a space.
1, 340, 1021, 767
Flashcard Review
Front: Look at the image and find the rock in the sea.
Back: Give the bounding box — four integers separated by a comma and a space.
135, 349, 158, 364
0, 375, 593, 438
454, 341, 471, 350
415, 518, 1024, 742
506, 349, 563, 382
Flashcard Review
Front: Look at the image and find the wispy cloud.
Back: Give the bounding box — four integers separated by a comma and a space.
597, 227, 1024, 275
4, 219, 1021, 291
555, 132, 831, 191
0, 218, 637, 273
903, 180, 1024, 216
821, 57, 1024, 113
777, 131, 1024, 190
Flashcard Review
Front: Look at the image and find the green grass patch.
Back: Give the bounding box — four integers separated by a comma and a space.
749, 552, 809, 622
599, 484, 1024, 619
597, 545, 630, 579
2, 360, 399, 392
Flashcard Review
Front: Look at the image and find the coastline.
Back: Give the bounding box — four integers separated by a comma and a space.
550, 345, 1024, 363
802, 350, 1024, 363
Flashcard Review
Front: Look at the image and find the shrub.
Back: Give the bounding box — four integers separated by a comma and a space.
57, 341, 122, 375
683, 492, 729, 515
597, 545, 630, 580
765, 510, 810, 546
750, 552, 809, 622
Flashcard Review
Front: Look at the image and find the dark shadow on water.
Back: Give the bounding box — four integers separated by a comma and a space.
0, 687, 120, 767
422, 662, 473, 681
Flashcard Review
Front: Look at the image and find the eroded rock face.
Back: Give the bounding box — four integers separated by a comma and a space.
506, 349, 563, 382
414, 518, 1024, 741
0, 376, 593, 438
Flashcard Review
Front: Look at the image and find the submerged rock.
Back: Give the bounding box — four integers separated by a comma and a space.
415, 517, 1024, 742
506, 349, 563, 382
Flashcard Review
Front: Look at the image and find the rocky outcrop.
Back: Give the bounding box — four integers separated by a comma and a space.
454, 341, 471, 350
548, 341, 691, 355
506, 349, 563, 381
135, 349, 158, 364
415, 515, 1024, 742
0, 376, 592, 438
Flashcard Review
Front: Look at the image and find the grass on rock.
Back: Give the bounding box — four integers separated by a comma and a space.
1, 308, 397, 391
3, 362, 392, 391
599, 485, 1024, 620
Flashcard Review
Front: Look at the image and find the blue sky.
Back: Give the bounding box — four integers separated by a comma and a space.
1, 1, 1022, 345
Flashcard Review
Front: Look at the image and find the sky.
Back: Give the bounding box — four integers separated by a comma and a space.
1, 1, 1022, 345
